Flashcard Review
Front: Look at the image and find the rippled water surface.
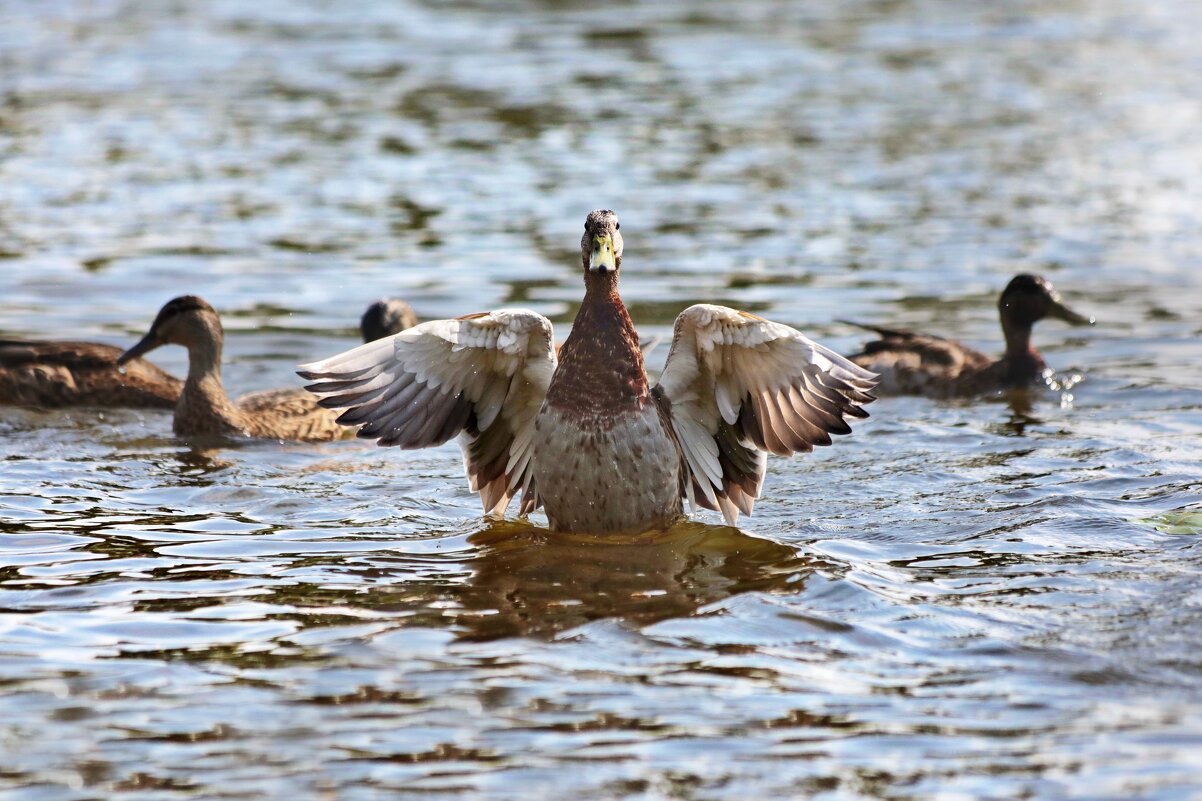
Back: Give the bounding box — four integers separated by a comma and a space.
2, 1, 1202, 798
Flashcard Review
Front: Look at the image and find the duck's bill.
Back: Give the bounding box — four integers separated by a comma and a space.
589, 234, 616, 274
1049, 300, 1094, 326
118, 333, 162, 365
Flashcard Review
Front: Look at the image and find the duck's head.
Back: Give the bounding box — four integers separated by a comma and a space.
998, 274, 1092, 333
360, 298, 418, 342
581, 209, 623, 279
118, 295, 222, 364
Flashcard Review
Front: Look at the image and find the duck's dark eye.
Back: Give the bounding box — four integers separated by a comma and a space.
615, 223, 620, 230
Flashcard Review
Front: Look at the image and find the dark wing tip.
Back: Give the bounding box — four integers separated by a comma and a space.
317, 396, 349, 409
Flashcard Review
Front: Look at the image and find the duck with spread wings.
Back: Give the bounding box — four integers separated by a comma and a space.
300, 210, 878, 534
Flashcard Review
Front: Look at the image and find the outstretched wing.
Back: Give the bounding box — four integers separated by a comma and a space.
298, 310, 557, 515
655, 304, 877, 525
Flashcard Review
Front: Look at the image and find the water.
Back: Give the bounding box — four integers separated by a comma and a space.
2, 0, 1201, 798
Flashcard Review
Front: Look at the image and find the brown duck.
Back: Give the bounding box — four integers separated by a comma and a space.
845, 273, 1092, 397
120, 296, 352, 442
301, 210, 877, 535
0, 298, 418, 411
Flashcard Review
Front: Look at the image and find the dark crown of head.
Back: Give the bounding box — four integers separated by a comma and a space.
164, 296, 213, 314
1004, 274, 1051, 295
154, 296, 215, 327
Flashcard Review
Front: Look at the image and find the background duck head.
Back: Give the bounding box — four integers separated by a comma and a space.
581, 208, 623, 287
999, 273, 1092, 352
360, 298, 418, 342
118, 295, 222, 367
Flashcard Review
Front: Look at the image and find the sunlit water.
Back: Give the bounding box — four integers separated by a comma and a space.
2, 0, 1202, 798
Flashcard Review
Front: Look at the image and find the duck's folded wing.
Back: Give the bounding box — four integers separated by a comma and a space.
654, 304, 878, 525
237, 387, 323, 414
298, 310, 557, 514
837, 319, 921, 342
839, 319, 974, 361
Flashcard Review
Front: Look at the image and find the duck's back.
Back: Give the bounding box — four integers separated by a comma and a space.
0, 339, 181, 408
235, 387, 346, 442
848, 326, 993, 397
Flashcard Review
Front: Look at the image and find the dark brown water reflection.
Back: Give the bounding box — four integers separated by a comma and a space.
3, 0, 1202, 798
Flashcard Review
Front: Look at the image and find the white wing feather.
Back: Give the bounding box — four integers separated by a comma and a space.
299, 310, 556, 515
656, 304, 877, 525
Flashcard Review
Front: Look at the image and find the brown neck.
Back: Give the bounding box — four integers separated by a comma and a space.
183, 323, 224, 386
176, 322, 246, 436
547, 272, 648, 425
1000, 317, 1046, 384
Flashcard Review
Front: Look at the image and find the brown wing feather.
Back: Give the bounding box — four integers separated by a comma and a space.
652, 387, 767, 523
236, 388, 347, 441
299, 311, 556, 514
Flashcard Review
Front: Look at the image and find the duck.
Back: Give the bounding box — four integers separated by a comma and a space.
120, 296, 349, 442
300, 209, 877, 535
844, 274, 1092, 398
0, 299, 419, 412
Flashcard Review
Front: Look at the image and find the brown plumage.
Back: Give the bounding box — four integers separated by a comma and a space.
846, 274, 1092, 398
301, 210, 877, 535
120, 296, 346, 442
0, 338, 182, 408
548, 271, 650, 424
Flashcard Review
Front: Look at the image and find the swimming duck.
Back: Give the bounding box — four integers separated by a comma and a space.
300, 210, 877, 534
0, 299, 418, 411
0, 338, 182, 408
120, 296, 346, 442
845, 273, 1092, 397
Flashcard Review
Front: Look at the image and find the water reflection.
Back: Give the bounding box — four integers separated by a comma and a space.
452, 520, 815, 640
250, 521, 818, 645
984, 380, 1081, 435
173, 446, 234, 475
996, 389, 1041, 436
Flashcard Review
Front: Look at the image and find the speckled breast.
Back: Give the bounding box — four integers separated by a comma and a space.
530, 403, 682, 534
